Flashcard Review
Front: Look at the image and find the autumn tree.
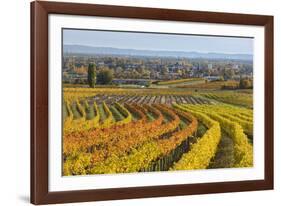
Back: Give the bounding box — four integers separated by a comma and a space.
239, 78, 252, 89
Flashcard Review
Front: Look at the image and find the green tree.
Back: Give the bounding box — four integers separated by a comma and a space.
87, 63, 96, 88
97, 68, 113, 85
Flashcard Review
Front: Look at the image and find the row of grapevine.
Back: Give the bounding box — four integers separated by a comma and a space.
184, 104, 253, 136
176, 80, 239, 89
76, 99, 86, 118
124, 103, 147, 122
64, 100, 101, 134
63, 88, 96, 102
63, 104, 199, 175
64, 104, 169, 165
64, 87, 195, 96
63, 104, 157, 174
181, 104, 253, 167
197, 104, 253, 122
156, 105, 198, 156
87, 101, 100, 126
170, 104, 221, 170
210, 114, 253, 167
157, 78, 203, 85
63, 101, 253, 176
202, 93, 253, 108
90, 104, 181, 166
218, 113, 253, 135
99, 102, 114, 128
64, 100, 74, 132
64, 100, 134, 134
142, 138, 190, 172
89, 107, 198, 174
63, 104, 151, 156
90, 94, 212, 105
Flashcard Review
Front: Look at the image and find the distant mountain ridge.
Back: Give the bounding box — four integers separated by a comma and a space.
63, 45, 253, 60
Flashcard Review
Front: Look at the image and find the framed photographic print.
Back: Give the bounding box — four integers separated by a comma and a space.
30, 1, 274, 204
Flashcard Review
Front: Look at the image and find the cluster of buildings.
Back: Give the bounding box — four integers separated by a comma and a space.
62, 55, 253, 84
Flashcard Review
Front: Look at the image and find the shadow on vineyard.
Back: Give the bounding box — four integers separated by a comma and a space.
71, 103, 82, 119
247, 134, 253, 144
192, 122, 208, 141
139, 138, 190, 172
208, 130, 235, 169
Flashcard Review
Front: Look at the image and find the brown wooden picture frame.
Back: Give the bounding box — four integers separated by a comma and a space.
31, 0, 274, 204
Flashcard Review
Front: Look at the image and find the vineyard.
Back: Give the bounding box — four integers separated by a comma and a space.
176, 80, 239, 90
63, 88, 253, 176
88, 94, 213, 105
157, 78, 204, 85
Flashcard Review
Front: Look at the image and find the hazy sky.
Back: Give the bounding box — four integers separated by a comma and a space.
63, 29, 253, 54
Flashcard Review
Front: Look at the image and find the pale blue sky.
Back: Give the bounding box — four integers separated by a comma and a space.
63, 29, 253, 54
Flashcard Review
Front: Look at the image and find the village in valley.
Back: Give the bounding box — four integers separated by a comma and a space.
63, 54, 253, 88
